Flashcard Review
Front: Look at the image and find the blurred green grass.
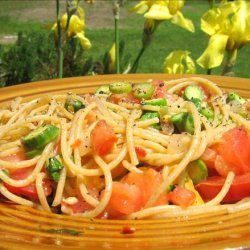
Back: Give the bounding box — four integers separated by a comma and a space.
0, 16, 42, 34
0, 1, 249, 78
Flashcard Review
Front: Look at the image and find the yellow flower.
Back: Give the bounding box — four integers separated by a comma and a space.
107, 43, 116, 73
75, 32, 91, 49
131, 0, 194, 32
53, 7, 91, 49
197, 0, 250, 69
163, 50, 196, 74
61, 14, 84, 37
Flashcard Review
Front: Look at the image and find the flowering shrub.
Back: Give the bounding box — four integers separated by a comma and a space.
129, 0, 194, 72
163, 50, 196, 74
52, 7, 91, 50
131, 0, 194, 32
197, 0, 250, 75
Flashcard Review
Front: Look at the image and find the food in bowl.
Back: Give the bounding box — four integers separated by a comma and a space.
0, 77, 249, 219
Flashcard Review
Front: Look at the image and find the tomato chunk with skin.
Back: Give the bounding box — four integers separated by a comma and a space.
121, 168, 168, 206
202, 127, 250, 177
91, 120, 117, 156
62, 198, 93, 214
152, 80, 179, 103
135, 146, 147, 158
196, 173, 250, 203
104, 169, 168, 219
4, 167, 52, 200
152, 80, 167, 99
61, 188, 100, 214
107, 93, 140, 105
0, 150, 27, 163
105, 182, 143, 219
168, 186, 196, 208
1, 150, 52, 200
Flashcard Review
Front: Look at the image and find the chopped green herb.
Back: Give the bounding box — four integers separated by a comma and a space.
190, 98, 202, 111
227, 92, 246, 105
45, 228, 81, 236
158, 106, 168, 118
184, 114, 194, 135
200, 107, 214, 121
65, 98, 85, 113
95, 85, 111, 95
141, 98, 167, 106
171, 112, 194, 135
46, 156, 64, 182
187, 159, 208, 185
0, 169, 9, 181
140, 112, 161, 130
167, 184, 175, 192
26, 149, 43, 158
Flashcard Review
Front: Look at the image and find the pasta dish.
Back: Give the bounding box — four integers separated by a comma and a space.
0, 77, 249, 219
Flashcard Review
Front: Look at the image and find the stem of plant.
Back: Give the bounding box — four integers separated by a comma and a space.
114, 16, 120, 74
56, 0, 63, 78
209, 0, 215, 9
130, 47, 146, 73
130, 19, 158, 73
113, 1, 120, 74
207, 68, 212, 75
222, 49, 237, 76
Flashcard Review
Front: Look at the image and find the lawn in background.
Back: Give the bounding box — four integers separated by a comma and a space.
0, 1, 249, 78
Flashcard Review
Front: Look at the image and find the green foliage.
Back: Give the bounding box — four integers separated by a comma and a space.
0, 30, 92, 86
0, 16, 42, 35
0, 31, 56, 86
63, 38, 93, 77
92, 40, 131, 75
0, 45, 6, 87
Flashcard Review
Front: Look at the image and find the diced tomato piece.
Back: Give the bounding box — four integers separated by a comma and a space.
152, 80, 167, 99
201, 148, 217, 169
152, 80, 178, 102
105, 182, 143, 219
207, 127, 250, 176
104, 169, 168, 219
1, 151, 52, 200
91, 120, 117, 156
168, 186, 196, 208
111, 164, 127, 179
201, 86, 211, 101
107, 93, 140, 104
121, 168, 168, 206
62, 198, 93, 214
135, 146, 147, 158
195, 173, 250, 203
10, 166, 33, 180
4, 167, 52, 200
86, 111, 98, 124
121, 225, 136, 234
54, 140, 61, 154
84, 93, 95, 104
71, 139, 82, 149
0, 150, 27, 163
214, 155, 231, 177
62, 188, 99, 214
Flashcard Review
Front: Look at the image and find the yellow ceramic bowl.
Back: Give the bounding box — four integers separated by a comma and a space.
0, 74, 250, 250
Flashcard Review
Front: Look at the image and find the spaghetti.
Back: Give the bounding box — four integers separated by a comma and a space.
0, 77, 249, 219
